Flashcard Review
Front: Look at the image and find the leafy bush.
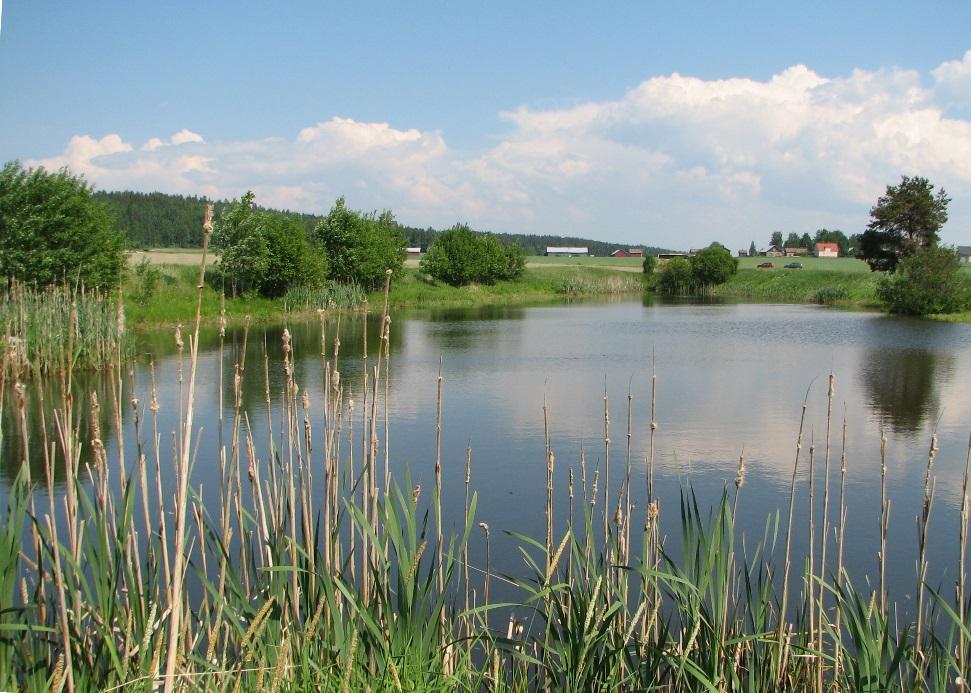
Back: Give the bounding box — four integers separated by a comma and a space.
312, 197, 404, 290
420, 224, 526, 286
876, 246, 970, 315
656, 245, 738, 295
130, 258, 162, 305
656, 257, 697, 295
690, 245, 738, 288
642, 254, 657, 275
0, 161, 125, 288
212, 191, 327, 297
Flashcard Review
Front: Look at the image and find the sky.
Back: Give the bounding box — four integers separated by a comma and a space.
2, 1, 970, 250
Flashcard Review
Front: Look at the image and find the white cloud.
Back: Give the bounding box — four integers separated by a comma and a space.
27, 55, 971, 248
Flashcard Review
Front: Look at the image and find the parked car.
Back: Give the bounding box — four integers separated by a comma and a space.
784, 262, 803, 269
757, 262, 774, 268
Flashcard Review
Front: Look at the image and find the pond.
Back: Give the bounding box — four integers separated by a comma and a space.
4, 296, 971, 609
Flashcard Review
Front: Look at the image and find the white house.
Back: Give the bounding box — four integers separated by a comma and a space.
815, 242, 839, 258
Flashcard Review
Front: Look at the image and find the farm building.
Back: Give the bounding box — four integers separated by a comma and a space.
405, 247, 423, 256
815, 242, 839, 258
610, 248, 644, 257
546, 246, 589, 257
958, 246, 971, 263
785, 247, 808, 257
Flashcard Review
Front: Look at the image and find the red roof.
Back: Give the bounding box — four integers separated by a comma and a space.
815, 242, 839, 251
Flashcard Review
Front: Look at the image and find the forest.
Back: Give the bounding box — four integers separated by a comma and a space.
94, 189, 672, 256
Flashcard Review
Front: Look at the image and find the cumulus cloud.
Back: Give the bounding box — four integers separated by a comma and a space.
28, 54, 971, 248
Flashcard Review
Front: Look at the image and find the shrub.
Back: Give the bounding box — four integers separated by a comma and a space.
642, 254, 657, 275
0, 161, 125, 288
130, 258, 162, 305
690, 245, 738, 288
212, 191, 327, 298
312, 198, 405, 290
656, 257, 697, 295
420, 224, 526, 286
876, 246, 970, 315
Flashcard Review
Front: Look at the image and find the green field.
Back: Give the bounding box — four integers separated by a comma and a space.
735, 255, 871, 272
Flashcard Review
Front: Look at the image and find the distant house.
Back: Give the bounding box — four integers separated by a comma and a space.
610, 248, 645, 257
546, 246, 589, 257
785, 246, 808, 257
815, 242, 839, 258
762, 244, 785, 257
405, 247, 423, 256
958, 246, 971, 263
738, 249, 748, 257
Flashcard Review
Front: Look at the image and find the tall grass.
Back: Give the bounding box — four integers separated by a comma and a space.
0, 281, 125, 378
2, 246, 971, 690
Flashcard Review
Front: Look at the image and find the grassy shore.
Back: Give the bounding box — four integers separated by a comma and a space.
119, 251, 971, 328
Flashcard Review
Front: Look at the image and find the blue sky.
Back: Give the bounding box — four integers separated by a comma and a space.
2, 1, 970, 249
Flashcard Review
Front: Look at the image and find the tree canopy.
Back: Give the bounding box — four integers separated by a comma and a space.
311, 198, 405, 290
876, 246, 969, 315
420, 224, 526, 286
857, 176, 950, 272
656, 244, 738, 295
0, 161, 125, 288
211, 191, 326, 297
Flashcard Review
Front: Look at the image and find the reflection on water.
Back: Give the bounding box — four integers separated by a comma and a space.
859, 348, 953, 436
3, 299, 971, 607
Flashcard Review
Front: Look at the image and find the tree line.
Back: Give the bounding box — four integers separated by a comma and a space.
94, 189, 671, 257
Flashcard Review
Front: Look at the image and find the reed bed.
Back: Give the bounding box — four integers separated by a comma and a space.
0, 281, 125, 378
2, 246, 971, 691
281, 282, 367, 313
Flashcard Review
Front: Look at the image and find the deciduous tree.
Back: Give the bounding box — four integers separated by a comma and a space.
0, 161, 125, 288
857, 176, 950, 272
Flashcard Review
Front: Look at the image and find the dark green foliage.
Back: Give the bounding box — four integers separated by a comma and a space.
748, 241, 757, 257
812, 285, 848, 305
420, 224, 526, 286
857, 176, 950, 272
657, 245, 738, 295
312, 198, 405, 290
642, 254, 657, 275
0, 161, 125, 288
657, 257, 696, 295
690, 244, 738, 288
95, 190, 210, 248
785, 232, 801, 249
876, 246, 970, 315
212, 191, 327, 297
770, 231, 784, 249
799, 232, 813, 249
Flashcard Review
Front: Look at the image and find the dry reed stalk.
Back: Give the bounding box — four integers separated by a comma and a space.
914, 431, 939, 672
879, 429, 889, 613
464, 445, 472, 636
958, 432, 971, 692
624, 383, 633, 569
602, 381, 610, 550
834, 411, 848, 682
817, 373, 835, 690
162, 203, 212, 693
806, 439, 818, 690
435, 357, 445, 602
479, 522, 491, 619
543, 393, 554, 574
777, 397, 808, 684
45, 513, 75, 693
